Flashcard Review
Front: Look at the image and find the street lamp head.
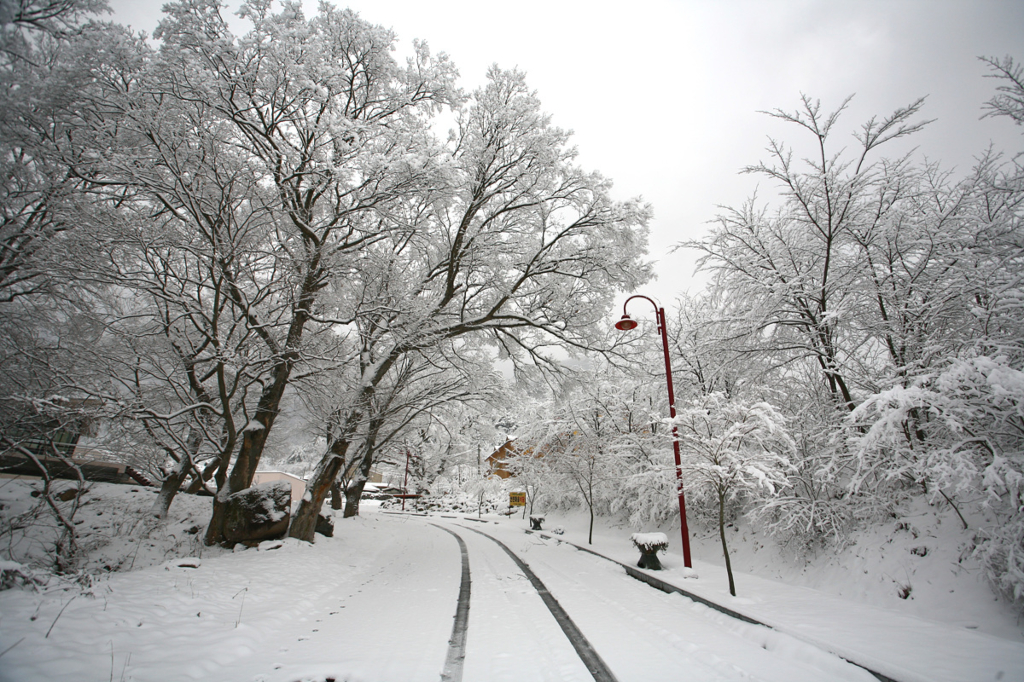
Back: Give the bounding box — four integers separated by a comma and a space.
614, 314, 638, 331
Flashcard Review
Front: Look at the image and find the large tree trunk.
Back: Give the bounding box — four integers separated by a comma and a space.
343, 446, 377, 518
227, 372, 290, 490
153, 456, 191, 519
289, 438, 352, 541
153, 426, 204, 519
205, 491, 230, 546
290, 356, 395, 541
206, 265, 318, 544
203, 434, 238, 546
343, 478, 367, 518
205, 370, 291, 545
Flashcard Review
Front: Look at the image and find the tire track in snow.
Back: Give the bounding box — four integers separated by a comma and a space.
460, 525, 619, 682
430, 524, 471, 682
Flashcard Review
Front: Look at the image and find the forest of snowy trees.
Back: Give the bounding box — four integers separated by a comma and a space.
509, 62, 1024, 605
2, 1, 1024, 611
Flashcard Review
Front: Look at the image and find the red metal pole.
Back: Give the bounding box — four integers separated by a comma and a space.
656, 306, 693, 568
618, 295, 692, 568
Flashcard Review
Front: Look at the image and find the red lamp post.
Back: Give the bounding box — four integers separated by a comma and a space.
615, 295, 693, 568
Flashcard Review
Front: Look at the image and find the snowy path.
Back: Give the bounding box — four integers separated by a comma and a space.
0, 514, 462, 682
449, 522, 605, 682
1, 509, 1008, 682
430, 525, 471, 682
548, 526, 1024, 682
442, 519, 875, 682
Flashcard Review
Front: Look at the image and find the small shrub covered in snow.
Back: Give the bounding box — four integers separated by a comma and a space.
0, 480, 223, 583
380, 491, 504, 515
0, 560, 47, 591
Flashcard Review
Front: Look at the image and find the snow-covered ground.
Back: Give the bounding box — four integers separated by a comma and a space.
670, 501, 1024, 643
0, 480, 1022, 681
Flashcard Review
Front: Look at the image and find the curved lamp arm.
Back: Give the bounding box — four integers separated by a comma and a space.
614, 295, 660, 331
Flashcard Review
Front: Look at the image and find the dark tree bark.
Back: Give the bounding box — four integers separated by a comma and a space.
289, 434, 355, 541
718, 490, 736, 596
153, 426, 204, 519
343, 479, 366, 519
185, 459, 218, 494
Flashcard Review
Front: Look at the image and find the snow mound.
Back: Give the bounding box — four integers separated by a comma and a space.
0, 479, 224, 579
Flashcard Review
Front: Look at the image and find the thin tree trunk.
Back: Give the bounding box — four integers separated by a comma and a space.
939, 489, 969, 530
330, 481, 343, 511
588, 504, 594, 545
2, 436, 85, 572
588, 458, 597, 545
719, 491, 736, 596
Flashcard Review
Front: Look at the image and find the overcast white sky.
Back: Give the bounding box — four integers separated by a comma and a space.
108, 0, 1024, 306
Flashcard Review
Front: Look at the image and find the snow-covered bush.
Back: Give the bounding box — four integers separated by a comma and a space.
850, 353, 1024, 607
973, 521, 1024, 604
748, 491, 855, 551
0, 480, 218, 586
609, 464, 678, 530
746, 413, 858, 550
0, 560, 48, 591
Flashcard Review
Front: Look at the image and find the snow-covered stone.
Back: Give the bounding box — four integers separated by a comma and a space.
223, 481, 291, 544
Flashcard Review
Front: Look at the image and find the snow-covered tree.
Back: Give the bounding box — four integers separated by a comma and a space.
674, 392, 794, 595
503, 438, 551, 518
288, 66, 651, 540
52, 0, 459, 542
687, 95, 932, 413
548, 407, 612, 545
836, 56, 1024, 606
676, 55, 1024, 607
0, 0, 111, 301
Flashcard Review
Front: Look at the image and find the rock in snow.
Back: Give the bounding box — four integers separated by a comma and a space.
223, 481, 291, 544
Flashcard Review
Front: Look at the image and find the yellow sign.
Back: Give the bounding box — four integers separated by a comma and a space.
509, 492, 526, 507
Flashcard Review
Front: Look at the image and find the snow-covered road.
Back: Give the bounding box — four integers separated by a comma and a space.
2, 513, 462, 682
438, 519, 874, 682
0, 510, 989, 681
